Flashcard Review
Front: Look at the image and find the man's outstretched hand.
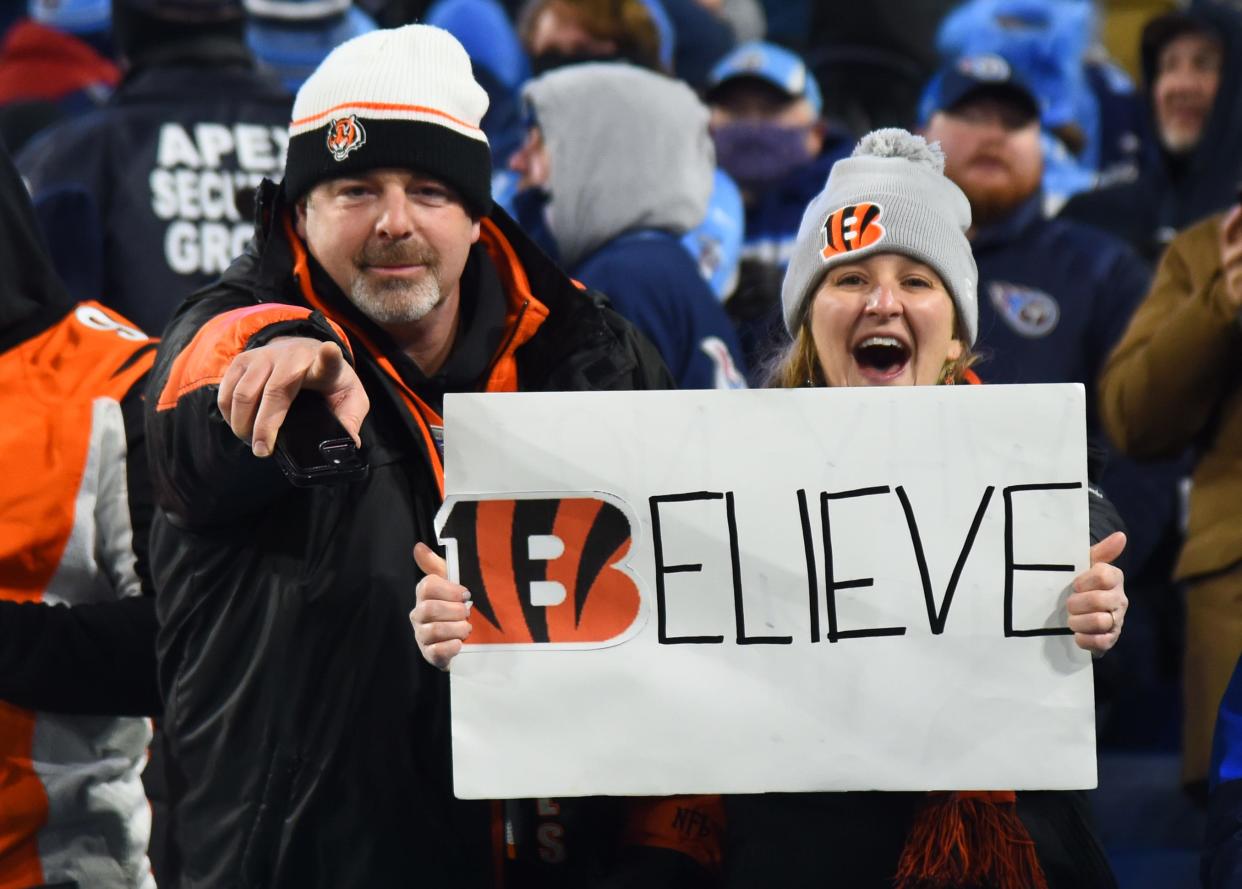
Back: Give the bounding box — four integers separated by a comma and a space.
217, 337, 369, 457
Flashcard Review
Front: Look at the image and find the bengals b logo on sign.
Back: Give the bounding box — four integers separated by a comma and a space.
326, 115, 366, 161
437, 495, 645, 649
820, 202, 885, 259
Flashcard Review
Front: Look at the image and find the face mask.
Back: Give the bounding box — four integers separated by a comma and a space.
711, 121, 814, 192
530, 49, 623, 76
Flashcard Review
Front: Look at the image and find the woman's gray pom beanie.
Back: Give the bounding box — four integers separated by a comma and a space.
780, 128, 978, 344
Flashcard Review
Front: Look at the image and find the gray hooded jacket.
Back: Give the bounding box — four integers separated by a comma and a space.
522, 62, 715, 268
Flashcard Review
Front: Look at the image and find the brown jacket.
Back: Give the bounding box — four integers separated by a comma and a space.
1098, 213, 1242, 580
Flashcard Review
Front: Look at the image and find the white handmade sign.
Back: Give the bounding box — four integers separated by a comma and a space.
439, 385, 1096, 799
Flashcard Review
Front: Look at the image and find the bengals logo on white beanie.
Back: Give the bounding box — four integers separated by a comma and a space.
282, 24, 493, 213
326, 115, 366, 161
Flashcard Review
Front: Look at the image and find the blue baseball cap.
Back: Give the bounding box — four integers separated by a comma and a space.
919, 53, 1042, 125
706, 41, 822, 118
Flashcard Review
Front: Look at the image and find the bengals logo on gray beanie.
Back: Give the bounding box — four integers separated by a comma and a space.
780, 129, 978, 344
283, 24, 493, 215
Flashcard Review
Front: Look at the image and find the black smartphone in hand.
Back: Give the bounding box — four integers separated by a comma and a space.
273, 391, 368, 487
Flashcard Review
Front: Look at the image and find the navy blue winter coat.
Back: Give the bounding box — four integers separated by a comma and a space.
575, 230, 747, 390
971, 192, 1180, 573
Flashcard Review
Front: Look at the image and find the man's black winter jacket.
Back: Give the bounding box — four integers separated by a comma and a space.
143, 180, 695, 889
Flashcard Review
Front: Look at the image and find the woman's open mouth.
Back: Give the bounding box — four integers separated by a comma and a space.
852, 335, 911, 383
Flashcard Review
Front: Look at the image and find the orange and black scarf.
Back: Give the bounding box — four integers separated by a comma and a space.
895, 790, 1049, 889
894, 369, 1049, 889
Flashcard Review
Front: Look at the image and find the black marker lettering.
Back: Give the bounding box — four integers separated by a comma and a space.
820, 487, 907, 642
797, 489, 820, 644
650, 492, 725, 644
895, 485, 994, 635
1003, 483, 1081, 637
728, 492, 792, 644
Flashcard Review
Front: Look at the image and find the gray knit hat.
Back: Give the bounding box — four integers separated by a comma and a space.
780, 128, 978, 344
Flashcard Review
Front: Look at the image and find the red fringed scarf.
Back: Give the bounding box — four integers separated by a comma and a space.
894, 791, 1049, 889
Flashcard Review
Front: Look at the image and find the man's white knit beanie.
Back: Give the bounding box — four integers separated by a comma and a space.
284, 24, 492, 213
780, 129, 978, 344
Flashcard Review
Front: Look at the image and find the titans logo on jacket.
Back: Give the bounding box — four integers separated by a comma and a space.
988, 281, 1060, 338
